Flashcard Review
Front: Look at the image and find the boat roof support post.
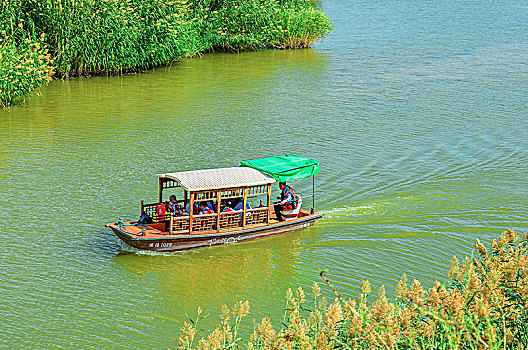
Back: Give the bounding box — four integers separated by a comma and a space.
216, 190, 221, 232
312, 175, 315, 214
267, 184, 271, 225
189, 192, 194, 235
159, 178, 164, 203
242, 187, 248, 228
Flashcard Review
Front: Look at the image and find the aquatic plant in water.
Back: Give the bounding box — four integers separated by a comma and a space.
178, 229, 528, 349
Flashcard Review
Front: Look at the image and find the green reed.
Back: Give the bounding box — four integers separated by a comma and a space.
0, 35, 54, 107
20, 0, 206, 75
0, 1, 51, 106
193, 0, 332, 51
0, 0, 331, 107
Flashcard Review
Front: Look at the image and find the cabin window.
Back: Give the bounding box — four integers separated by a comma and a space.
162, 179, 180, 190
220, 188, 244, 199
194, 191, 218, 202
247, 184, 268, 196
193, 191, 218, 210
246, 184, 270, 209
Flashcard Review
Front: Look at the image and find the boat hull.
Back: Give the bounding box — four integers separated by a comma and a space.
106, 213, 323, 252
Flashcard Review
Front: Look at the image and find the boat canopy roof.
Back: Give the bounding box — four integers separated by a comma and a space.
156, 167, 276, 192
240, 154, 320, 182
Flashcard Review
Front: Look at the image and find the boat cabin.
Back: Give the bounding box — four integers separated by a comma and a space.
141, 167, 279, 235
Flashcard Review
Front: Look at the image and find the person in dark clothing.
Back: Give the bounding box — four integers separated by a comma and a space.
199, 201, 214, 215
274, 182, 296, 221
234, 198, 251, 211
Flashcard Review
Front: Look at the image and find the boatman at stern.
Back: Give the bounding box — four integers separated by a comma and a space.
274, 182, 296, 221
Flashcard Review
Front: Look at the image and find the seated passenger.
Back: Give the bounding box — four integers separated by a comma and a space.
234, 198, 251, 211
167, 195, 181, 216
274, 182, 297, 221
199, 202, 214, 215
185, 201, 200, 215
233, 198, 251, 219
222, 200, 235, 212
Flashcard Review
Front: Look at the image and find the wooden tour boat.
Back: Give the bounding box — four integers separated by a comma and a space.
106, 154, 324, 252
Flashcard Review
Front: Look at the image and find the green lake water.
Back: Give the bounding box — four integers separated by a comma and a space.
1, 0, 528, 347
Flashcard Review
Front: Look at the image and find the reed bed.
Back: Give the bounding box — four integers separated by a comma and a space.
0, 0, 331, 107
179, 229, 528, 349
194, 0, 332, 51
0, 34, 54, 107
0, 1, 53, 106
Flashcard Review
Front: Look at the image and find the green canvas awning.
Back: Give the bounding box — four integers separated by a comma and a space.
240, 154, 320, 182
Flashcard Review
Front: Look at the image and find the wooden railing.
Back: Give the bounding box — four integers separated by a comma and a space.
145, 203, 270, 235
218, 210, 243, 230
142, 202, 170, 223
245, 207, 268, 226
171, 216, 190, 234
143, 201, 187, 223
192, 213, 217, 232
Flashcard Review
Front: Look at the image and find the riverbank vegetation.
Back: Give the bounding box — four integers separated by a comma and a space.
0, 0, 332, 107
0, 34, 54, 108
178, 229, 528, 349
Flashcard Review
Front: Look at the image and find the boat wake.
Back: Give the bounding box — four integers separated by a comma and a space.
321, 204, 382, 219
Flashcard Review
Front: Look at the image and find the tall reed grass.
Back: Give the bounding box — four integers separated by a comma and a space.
0, 35, 54, 107
0, 0, 332, 107
194, 0, 332, 50
179, 229, 528, 349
